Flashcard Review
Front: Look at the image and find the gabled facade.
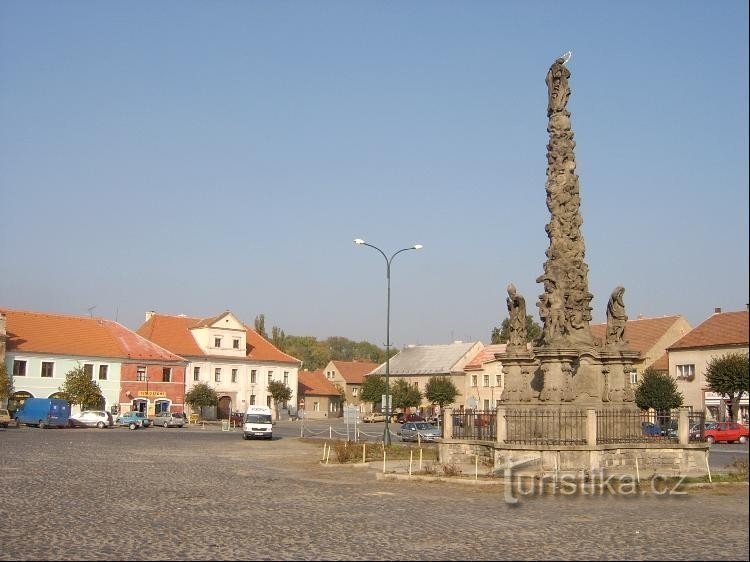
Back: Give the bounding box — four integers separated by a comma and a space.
1, 308, 187, 416
322, 360, 379, 413
667, 308, 749, 422
463, 344, 508, 411
137, 311, 301, 419
298, 369, 343, 419
590, 314, 692, 385
368, 341, 484, 414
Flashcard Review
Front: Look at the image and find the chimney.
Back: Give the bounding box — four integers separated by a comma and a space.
145, 310, 156, 322
714, 307, 722, 314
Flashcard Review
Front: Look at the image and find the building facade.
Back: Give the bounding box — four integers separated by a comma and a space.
298, 369, 343, 419
322, 360, 379, 413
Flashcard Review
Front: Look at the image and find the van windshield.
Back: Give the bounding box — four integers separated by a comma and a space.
245, 414, 272, 424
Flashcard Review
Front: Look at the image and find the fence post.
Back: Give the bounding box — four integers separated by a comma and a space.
444, 407, 454, 439
496, 406, 507, 445
586, 408, 597, 446
678, 406, 690, 445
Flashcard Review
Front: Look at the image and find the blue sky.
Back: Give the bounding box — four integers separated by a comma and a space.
1, 1, 748, 347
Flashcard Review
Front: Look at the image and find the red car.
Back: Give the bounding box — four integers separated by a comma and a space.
703, 422, 749, 444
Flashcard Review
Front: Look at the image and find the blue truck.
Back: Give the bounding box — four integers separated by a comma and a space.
14, 398, 71, 428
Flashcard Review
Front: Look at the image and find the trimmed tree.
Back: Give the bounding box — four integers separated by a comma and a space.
635, 368, 683, 415
0, 364, 13, 406
390, 379, 422, 413
58, 366, 103, 410
360, 374, 387, 412
267, 380, 292, 421
184, 383, 218, 419
704, 352, 749, 422
424, 376, 460, 411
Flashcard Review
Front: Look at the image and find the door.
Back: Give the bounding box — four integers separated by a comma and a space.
217, 396, 231, 420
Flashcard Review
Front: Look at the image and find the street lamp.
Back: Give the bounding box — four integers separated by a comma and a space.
354, 238, 423, 445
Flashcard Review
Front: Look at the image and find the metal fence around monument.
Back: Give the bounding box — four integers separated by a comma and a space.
504, 409, 587, 445
451, 410, 496, 441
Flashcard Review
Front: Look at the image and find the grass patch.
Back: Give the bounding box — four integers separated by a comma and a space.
303, 438, 440, 464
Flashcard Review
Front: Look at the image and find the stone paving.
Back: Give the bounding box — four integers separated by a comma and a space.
1, 425, 747, 561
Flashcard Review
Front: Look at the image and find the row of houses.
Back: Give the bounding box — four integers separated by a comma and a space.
1, 306, 747, 422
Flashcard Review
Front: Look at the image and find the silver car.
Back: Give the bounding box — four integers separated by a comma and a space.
69, 410, 113, 429
398, 422, 442, 443
153, 412, 185, 428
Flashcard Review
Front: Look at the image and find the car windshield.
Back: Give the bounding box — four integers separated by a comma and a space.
414, 423, 432, 430
245, 414, 272, 424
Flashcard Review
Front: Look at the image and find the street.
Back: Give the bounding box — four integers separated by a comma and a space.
1, 424, 748, 561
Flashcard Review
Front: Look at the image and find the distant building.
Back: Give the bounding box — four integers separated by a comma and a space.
322, 360, 379, 413
667, 308, 749, 422
463, 344, 508, 411
298, 369, 343, 419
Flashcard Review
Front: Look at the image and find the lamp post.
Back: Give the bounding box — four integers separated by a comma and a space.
354, 238, 423, 446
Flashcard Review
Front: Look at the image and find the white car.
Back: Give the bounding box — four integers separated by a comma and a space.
69, 410, 113, 429
362, 412, 386, 423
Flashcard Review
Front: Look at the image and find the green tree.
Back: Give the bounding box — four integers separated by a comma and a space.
491, 315, 542, 344
184, 383, 218, 418
254, 314, 268, 339
271, 326, 286, 348
0, 363, 13, 405
390, 379, 422, 411
424, 376, 460, 409
705, 352, 749, 422
634, 368, 683, 414
58, 366, 103, 410
360, 374, 387, 411
267, 380, 293, 421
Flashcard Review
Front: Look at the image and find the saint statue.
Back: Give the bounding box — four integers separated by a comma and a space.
605, 286, 628, 345
506, 283, 527, 348
546, 57, 571, 116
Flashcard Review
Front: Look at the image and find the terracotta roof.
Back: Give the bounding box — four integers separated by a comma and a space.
298, 370, 341, 396
465, 344, 508, 371
590, 315, 687, 355
136, 313, 301, 364
651, 353, 669, 372
667, 310, 749, 350
331, 360, 380, 384
1, 308, 185, 362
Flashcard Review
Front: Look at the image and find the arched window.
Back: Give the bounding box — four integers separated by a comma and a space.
155, 399, 171, 414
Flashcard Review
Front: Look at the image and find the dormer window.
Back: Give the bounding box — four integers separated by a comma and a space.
214, 337, 222, 348
233, 338, 240, 349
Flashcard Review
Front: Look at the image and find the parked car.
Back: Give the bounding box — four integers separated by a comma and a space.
398, 422, 442, 442
69, 410, 113, 429
0, 408, 11, 428
703, 422, 749, 444
394, 413, 425, 425
363, 412, 386, 423
153, 412, 185, 428
14, 398, 71, 428
115, 412, 145, 430
689, 421, 719, 440
641, 422, 662, 437
134, 412, 151, 428
230, 411, 244, 426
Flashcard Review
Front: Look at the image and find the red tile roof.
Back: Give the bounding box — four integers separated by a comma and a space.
667, 310, 748, 350
465, 344, 508, 371
331, 360, 380, 384
136, 313, 301, 364
1, 308, 185, 362
590, 315, 687, 355
298, 370, 342, 396
651, 353, 669, 372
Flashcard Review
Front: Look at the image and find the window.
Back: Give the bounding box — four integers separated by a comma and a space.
41, 361, 53, 378
283, 372, 289, 385
471, 375, 478, 387
193, 366, 200, 381
267, 371, 273, 383
136, 366, 147, 382
249, 395, 256, 406
250, 370, 257, 384
84, 363, 94, 380
313, 401, 320, 412
233, 338, 240, 349
629, 371, 638, 385
13, 360, 27, 377
214, 337, 222, 348
99, 365, 108, 381
352, 387, 359, 397
483, 399, 490, 410
483, 375, 490, 387
676, 364, 695, 380
413, 381, 419, 390
162, 367, 171, 383
214, 368, 221, 383
231, 369, 238, 383
496, 374, 502, 387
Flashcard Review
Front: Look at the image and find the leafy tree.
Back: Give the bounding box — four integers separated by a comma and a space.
0, 363, 13, 405
254, 314, 268, 339
705, 352, 749, 422
491, 315, 542, 344
281, 335, 330, 370
184, 383, 218, 418
424, 376, 460, 409
58, 366, 103, 410
267, 380, 293, 421
390, 379, 422, 411
271, 326, 285, 348
360, 374, 387, 411
634, 368, 683, 414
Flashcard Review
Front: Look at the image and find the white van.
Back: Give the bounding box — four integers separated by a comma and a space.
242, 405, 273, 440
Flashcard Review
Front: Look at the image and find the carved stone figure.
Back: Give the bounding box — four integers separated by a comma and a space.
506, 283, 527, 348
538, 277, 565, 343
605, 286, 628, 345
546, 57, 571, 116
